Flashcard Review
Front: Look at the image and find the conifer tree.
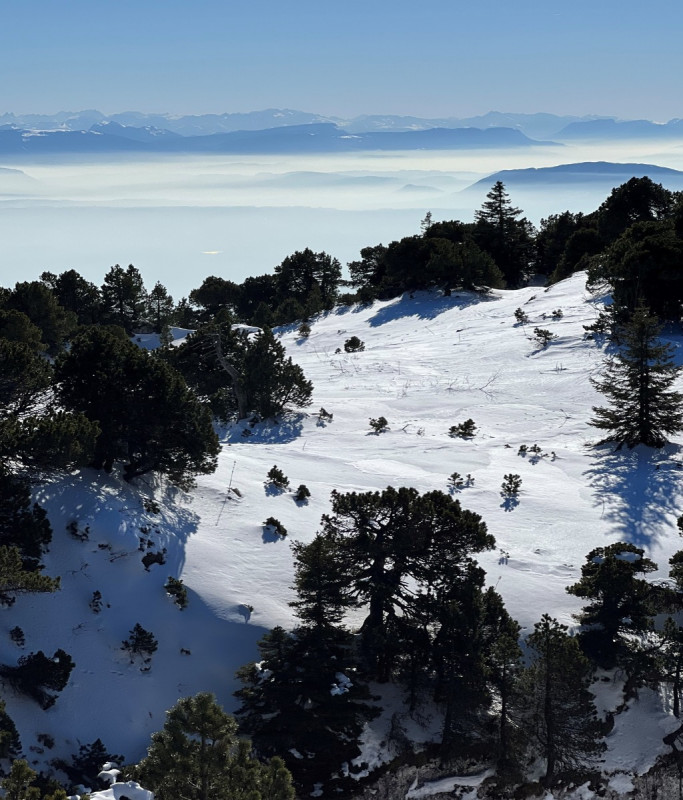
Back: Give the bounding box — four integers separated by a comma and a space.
520, 615, 605, 785
135, 692, 294, 800
567, 542, 658, 667
591, 305, 683, 447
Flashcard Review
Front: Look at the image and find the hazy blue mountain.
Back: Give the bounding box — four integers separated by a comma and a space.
556, 118, 683, 140
0, 122, 547, 157
465, 161, 683, 191
90, 120, 181, 142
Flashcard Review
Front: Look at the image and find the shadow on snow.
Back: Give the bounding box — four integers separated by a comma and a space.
362, 290, 500, 328
583, 443, 683, 548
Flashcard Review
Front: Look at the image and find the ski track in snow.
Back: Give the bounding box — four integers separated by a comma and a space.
7, 271, 682, 787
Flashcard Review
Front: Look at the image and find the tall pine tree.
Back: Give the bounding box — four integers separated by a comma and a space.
591, 304, 683, 447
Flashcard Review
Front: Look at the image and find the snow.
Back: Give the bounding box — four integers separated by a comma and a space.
9, 271, 683, 791
406, 769, 493, 798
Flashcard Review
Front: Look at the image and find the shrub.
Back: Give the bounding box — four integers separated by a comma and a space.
318, 407, 334, 422
344, 336, 365, 352
89, 590, 103, 613
164, 577, 188, 610
501, 474, 522, 497
122, 623, 158, 667
298, 321, 311, 338
0, 649, 75, 709
514, 308, 529, 324
369, 416, 388, 433
449, 419, 477, 438
267, 465, 290, 490
448, 472, 464, 490
551, 308, 564, 319
294, 484, 311, 502
9, 627, 24, 647
533, 327, 557, 347
263, 517, 287, 538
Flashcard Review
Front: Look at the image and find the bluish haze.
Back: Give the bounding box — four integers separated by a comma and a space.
1, 0, 680, 120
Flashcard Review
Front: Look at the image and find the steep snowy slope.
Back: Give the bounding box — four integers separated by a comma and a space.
5, 272, 683, 785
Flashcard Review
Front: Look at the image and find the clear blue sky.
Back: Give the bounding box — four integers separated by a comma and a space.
2, 0, 681, 120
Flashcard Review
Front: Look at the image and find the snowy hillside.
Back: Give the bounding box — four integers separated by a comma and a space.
8, 271, 683, 788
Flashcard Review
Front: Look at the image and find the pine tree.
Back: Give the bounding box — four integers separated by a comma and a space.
567, 542, 658, 667
474, 181, 534, 286
520, 615, 605, 785
591, 305, 683, 447
135, 692, 294, 800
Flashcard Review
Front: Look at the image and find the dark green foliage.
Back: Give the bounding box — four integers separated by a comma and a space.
568, 542, 658, 667
122, 623, 158, 665
0, 466, 52, 566
241, 328, 313, 419
300, 486, 495, 681
235, 626, 375, 797
588, 221, 683, 319
0, 309, 44, 351
57, 326, 219, 486
369, 415, 388, 433
53, 738, 125, 793
135, 692, 295, 800
263, 517, 287, 538
449, 418, 477, 438
596, 176, 675, 244
274, 248, 342, 313
170, 324, 312, 421
514, 307, 529, 324
189, 276, 241, 322
1, 759, 41, 800
0, 546, 60, 606
533, 327, 557, 347
100, 264, 146, 332
4, 281, 76, 355
501, 474, 522, 496
294, 484, 311, 502
343, 335, 365, 352
266, 465, 289, 490
40, 269, 102, 326
657, 617, 683, 718
146, 281, 174, 332
164, 576, 188, 609
520, 615, 605, 784
535, 211, 585, 276
474, 181, 535, 287
0, 698, 21, 760
590, 305, 683, 447
0, 648, 74, 709
298, 320, 311, 338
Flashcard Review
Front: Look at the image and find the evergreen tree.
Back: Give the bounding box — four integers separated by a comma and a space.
0, 465, 52, 567
567, 542, 658, 667
40, 269, 102, 326
0, 698, 21, 760
301, 487, 494, 681
146, 281, 174, 332
4, 281, 76, 355
274, 248, 341, 311
1, 759, 40, 800
0, 648, 74, 708
591, 305, 683, 447
135, 692, 294, 800
56, 326, 219, 486
101, 264, 146, 331
474, 181, 535, 286
235, 625, 376, 797
0, 546, 60, 606
520, 615, 605, 785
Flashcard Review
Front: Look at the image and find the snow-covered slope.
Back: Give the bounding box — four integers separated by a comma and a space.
7, 272, 683, 785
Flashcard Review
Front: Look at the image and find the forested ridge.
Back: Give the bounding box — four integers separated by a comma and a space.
2, 177, 683, 798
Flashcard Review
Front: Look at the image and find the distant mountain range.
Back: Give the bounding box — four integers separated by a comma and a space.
0, 109, 683, 158
464, 162, 683, 195
0, 122, 547, 157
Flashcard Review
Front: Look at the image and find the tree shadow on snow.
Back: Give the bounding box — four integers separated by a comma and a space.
367, 290, 499, 328
220, 413, 305, 446
583, 443, 683, 548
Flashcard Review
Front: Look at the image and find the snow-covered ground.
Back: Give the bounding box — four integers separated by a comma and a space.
6, 271, 683, 789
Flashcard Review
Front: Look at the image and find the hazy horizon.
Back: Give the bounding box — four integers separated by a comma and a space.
2, 138, 683, 299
